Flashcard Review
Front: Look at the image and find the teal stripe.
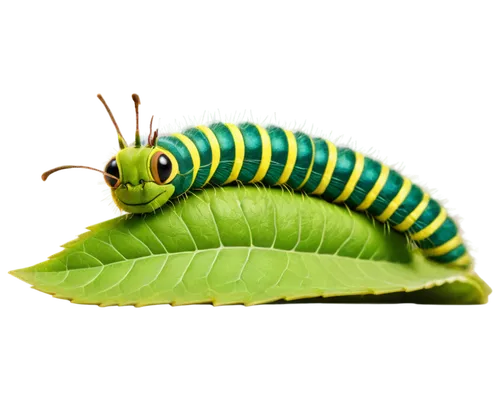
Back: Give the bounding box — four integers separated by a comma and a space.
387, 184, 424, 225
429, 244, 466, 263
237, 123, 262, 183
182, 128, 211, 189
323, 147, 356, 202
303, 137, 328, 193
209, 123, 235, 185
367, 170, 403, 215
409, 199, 441, 235
288, 132, 313, 189
262, 126, 288, 185
157, 135, 194, 196
417, 217, 458, 249
345, 157, 381, 208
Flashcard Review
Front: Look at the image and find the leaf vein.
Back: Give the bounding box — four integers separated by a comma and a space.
126, 228, 153, 255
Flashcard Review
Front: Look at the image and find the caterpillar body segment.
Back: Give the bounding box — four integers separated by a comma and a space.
156, 123, 469, 267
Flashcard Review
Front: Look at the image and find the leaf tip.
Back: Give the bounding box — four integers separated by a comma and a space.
8, 267, 36, 285
5, 267, 20, 280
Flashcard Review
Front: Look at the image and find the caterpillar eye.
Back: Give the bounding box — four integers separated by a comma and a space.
151, 152, 173, 184
104, 158, 120, 188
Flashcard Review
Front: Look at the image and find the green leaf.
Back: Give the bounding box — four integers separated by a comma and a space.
10, 186, 491, 306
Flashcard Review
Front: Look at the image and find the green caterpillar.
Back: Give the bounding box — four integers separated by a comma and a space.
43, 94, 471, 269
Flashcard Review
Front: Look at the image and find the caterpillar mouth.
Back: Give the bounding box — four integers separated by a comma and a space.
113, 182, 175, 213
119, 192, 163, 206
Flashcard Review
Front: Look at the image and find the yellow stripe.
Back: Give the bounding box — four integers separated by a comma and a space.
223, 123, 245, 184
296, 137, 315, 190
311, 141, 337, 195
449, 253, 472, 267
394, 193, 430, 231
377, 177, 412, 222
172, 133, 200, 188
410, 207, 447, 241
276, 129, 297, 185
422, 235, 462, 257
356, 164, 390, 211
250, 125, 271, 183
196, 125, 220, 185
334, 152, 364, 203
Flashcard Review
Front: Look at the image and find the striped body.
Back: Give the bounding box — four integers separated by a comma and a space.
158, 123, 470, 267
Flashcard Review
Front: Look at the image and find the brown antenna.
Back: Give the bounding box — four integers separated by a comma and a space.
42, 165, 120, 185
148, 114, 158, 147
97, 94, 127, 149
132, 93, 141, 147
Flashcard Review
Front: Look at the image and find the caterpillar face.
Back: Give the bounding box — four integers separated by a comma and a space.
107, 147, 178, 213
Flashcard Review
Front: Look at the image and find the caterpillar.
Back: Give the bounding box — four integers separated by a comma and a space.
43, 94, 471, 268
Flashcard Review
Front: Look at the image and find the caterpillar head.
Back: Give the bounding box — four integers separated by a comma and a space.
42, 94, 178, 214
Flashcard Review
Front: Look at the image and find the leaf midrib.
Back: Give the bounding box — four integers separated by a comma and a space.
57, 244, 449, 273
